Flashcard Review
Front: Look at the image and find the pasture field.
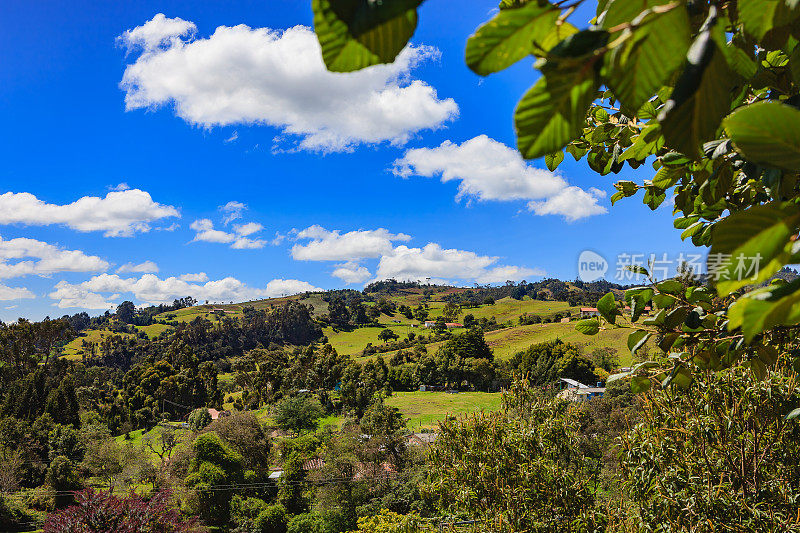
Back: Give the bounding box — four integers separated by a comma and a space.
61, 329, 134, 359
386, 391, 502, 430
325, 324, 422, 356
424, 297, 577, 323
483, 322, 635, 364
367, 321, 637, 366
136, 323, 173, 338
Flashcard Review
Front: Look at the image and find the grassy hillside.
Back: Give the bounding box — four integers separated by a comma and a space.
325, 324, 419, 357
485, 322, 636, 364
136, 323, 173, 339
61, 329, 134, 360
425, 297, 577, 323
386, 391, 502, 430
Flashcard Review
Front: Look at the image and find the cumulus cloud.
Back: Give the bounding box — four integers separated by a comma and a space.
179, 272, 209, 282
374, 243, 543, 284
0, 189, 179, 237
119, 13, 197, 53
0, 284, 35, 301
190, 218, 267, 249
191, 219, 235, 244
116, 261, 159, 273
0, 236, 109, 279
50, 273, 321, 309
233, 222, 263, 237
332, 261, 372, 285
391, 135, 607, 221
292, 225, 411, 261
220, 201, 247, 225
119, 16, 458, 152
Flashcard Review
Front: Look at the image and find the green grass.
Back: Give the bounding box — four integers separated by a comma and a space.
371, 321, 638, 366
325, 324, 420, 356
484, 322, 637, 364
136, 323, 173, 338
386, 391, 502, 430
61, 329, 134, 360
422, 297, 577, 323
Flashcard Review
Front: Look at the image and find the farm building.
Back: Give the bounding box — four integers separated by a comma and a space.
556, 377, 605, 403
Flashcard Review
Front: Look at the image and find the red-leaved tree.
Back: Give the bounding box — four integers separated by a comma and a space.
44, 489, 203, 533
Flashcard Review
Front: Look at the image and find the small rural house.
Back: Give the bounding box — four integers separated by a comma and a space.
423, 321, 463, 329
556, 377, 605, 403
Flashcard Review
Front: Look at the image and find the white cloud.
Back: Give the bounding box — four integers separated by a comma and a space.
191, 218, 235, 244
117, 261, 159, 273
191, 218, 266, 249
0, 189, 179, 237
0, 284, 35, 301
119, 16, 458, 152
374, 243, 542, 284
233, 222, 263, 236
476, 265, 545, 284
292, 225, 411, 261
50, 273, 321, 309
0, 236, 109, 279
119, 13, 197, 53
179, 272, 209, 282
220, 201, 247, 225
50, 282, 115, 310
332, 261, 372, 284
391, 135, 607, 221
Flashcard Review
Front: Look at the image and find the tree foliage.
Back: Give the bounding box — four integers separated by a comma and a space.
310, 0, 800, 399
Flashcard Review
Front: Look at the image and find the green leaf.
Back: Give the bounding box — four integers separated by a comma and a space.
545, 150, 565, 171
738, 0, 799, 41
575, 319, 600, 335
651, 293, 676, 309
466, 2, 559, 76
625, 287, 653, 322
566, 143, 589, 161
596, 292, 619, 324
626, 265, 649, 276
607, 371, 631, 383
313, 0, 423, 72
643, 187, 666, 209
627, 330, 651, 354
651, 166, 683, 189
750, 358, 768, 380
709, 204, 800, 296
656, 280, 683, 295
619, 124, 664, 162
630, 375, 651, 393
757, 345, 779, 366
603, 0, 690, 112
659, 14, 735, 158
661, 152, 691, 166
728, 278, 800, 342
536, 22, 579, 54
515, 68, 600, 160
723, 101, 800, 172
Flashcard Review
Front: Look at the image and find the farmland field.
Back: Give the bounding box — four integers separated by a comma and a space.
61, 329, 134, 359
483, 322, 636, 364
386, 391, 502, 430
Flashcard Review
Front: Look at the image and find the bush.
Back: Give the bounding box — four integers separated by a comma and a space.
188, 408, 212, 432
622, 367, 800, 531
43, 489, 197, 532
287, 513, 326, 533
274, 396, 324, 435
254, 504, 287, 533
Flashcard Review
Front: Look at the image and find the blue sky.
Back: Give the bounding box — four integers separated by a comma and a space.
0, 0, 698, 321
